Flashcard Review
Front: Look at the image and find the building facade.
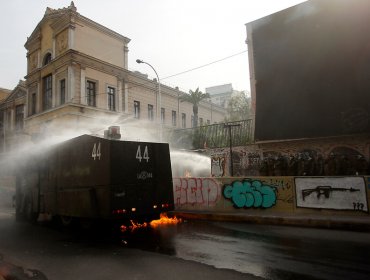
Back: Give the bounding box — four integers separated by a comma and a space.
0, 81, 27, 153
0, 2, 225, 152
206, 83, 246, 109
23, 2, 131, 138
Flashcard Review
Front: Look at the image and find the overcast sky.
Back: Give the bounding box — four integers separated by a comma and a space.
0, 0, 306, 93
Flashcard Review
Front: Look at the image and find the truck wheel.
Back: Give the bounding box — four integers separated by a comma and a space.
15, 195, 25, 222
79, 218, 94, 230
15, 205, 23, 222
60, 215, 73, 227
25, 198, 38, 223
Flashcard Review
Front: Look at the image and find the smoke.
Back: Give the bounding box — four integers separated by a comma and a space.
170, 150, 211, 177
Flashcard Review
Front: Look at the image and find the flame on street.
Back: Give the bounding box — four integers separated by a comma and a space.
120, 213, 181, 233
120, 220, 149, 233
150, 213, 182, 228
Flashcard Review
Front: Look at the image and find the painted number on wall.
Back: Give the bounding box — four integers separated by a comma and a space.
136, 145, 150, 162
91, 142, 101, 160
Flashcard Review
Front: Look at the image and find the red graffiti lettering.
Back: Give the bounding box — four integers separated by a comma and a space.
173, 178, 221, 207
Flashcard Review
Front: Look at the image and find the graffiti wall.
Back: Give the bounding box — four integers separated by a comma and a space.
295, 177, 368, 212
223, 179, 277, 209
173, 176, 294, 212
173, 176, 369, 215
210, 135, 370, 177
173, 178, 221, 208
211, 154, 226, 177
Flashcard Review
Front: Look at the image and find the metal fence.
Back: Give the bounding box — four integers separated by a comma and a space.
168, 119, 254, 149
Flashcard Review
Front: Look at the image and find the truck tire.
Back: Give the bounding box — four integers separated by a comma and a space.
60, 215, 74, 227
25, 197, 38, 224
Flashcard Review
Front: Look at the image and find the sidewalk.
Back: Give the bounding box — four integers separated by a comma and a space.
170, 210, 370, 231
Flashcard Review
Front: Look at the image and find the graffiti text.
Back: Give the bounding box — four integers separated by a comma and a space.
223, 179, 277, 209
173, 178, 221, 207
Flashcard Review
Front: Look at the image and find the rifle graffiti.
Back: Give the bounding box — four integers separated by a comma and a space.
302, 185, 360, 201
295, 177, 368, 212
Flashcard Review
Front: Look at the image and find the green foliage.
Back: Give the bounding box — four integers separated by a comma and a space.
170, 119, 254, 150
225, 93, 251, 122
180, 87, 210, 127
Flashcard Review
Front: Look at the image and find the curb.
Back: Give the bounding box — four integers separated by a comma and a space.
170, 211, 370, 231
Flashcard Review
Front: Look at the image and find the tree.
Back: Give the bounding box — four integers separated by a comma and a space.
180, 87, 210, 127
225, 92, 251, 121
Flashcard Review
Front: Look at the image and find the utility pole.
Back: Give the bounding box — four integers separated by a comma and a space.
224, 122, 241, 176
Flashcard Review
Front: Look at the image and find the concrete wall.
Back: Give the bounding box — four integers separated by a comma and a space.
173, 176, 370, 216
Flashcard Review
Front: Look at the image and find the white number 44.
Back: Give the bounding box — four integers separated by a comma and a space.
91, 142, 101, 160
136, 145, 149, 162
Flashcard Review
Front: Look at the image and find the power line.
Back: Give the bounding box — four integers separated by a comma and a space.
161, 50, 248, 81
124, 49, 248, 93
55, 49, 250, 99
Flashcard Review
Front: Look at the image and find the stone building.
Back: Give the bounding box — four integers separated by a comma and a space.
205, 83, 246, 109
0, 88, 11, 102
0, 2, 225, 152
0, 81, 27, 153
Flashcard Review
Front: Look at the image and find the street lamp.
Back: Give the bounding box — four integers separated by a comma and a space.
136, 59, 162, 141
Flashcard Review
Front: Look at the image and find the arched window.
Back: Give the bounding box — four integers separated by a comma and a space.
43, 53, 52, 66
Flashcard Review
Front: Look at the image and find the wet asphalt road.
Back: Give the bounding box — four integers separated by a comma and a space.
0, 209, 370, 280
167, 221, 370, 279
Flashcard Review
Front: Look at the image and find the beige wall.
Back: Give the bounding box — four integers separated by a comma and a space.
83, 67, 120, 109
40, 19, 54, 60
74, 22, 126, 68
55, 29, 69, 57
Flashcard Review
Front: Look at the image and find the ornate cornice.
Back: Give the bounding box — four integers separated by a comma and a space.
25, 29, 41, 52
1, 81, 26, 106
25, 2, 78, 49
70, 51, 130, 79
76, 14, 130, 44
25, 49, 131, 84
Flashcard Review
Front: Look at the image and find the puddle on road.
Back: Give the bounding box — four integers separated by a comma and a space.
119, 225, 178, 256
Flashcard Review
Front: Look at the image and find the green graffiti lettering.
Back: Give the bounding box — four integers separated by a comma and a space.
223, 179, 277, 209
